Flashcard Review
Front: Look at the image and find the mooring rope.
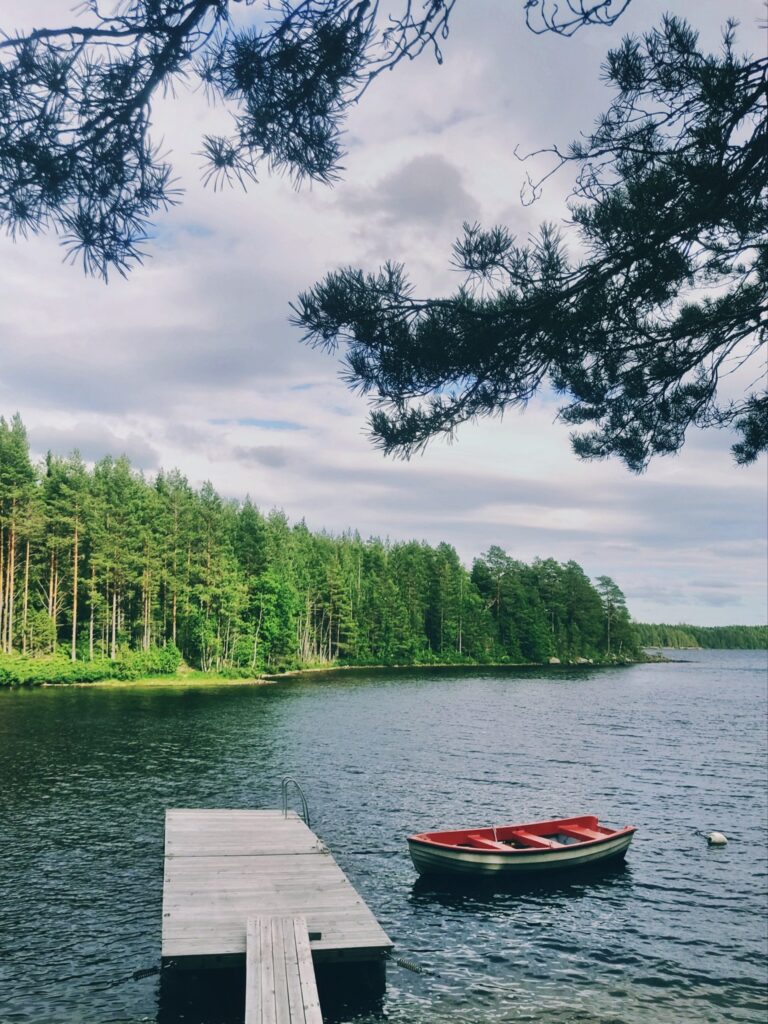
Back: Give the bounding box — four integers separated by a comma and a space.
386, 950, 436, 976
97, 950, 435, 989
89, 963, 162, 990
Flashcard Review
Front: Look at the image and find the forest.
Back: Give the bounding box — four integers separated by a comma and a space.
0, 413, 640, 684
635, 623, 767, 650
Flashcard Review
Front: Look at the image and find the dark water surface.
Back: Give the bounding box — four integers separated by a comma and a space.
1, 651, 766, 1023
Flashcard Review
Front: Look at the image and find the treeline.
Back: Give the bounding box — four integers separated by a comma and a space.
0, 414, 639, 682
636, 623, 767, 650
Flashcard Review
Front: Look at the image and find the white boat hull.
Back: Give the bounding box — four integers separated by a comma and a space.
408, 831, 634, 877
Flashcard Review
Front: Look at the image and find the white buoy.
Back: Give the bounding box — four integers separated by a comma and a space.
706, 831, 728, 846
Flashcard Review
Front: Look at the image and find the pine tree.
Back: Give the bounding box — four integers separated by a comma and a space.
0, 415, 37, 652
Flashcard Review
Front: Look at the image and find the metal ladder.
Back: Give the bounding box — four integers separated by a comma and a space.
280, 775, 311, 828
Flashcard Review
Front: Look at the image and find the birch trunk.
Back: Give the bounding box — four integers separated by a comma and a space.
0, 525, 5, 652
22, 539, 30, 654
7, 522, 16, 652
111, 586, 117, 659
89, 565, 96, 660
71, 518, 79, 661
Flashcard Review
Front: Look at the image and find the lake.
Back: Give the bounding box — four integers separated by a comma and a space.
0, 650, 766, 1023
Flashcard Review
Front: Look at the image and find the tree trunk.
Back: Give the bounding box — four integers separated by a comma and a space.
251, 606, 264, 670
22, 539, 30, 654
0, 525, 5, 652
8, 521, 16, 652
71, 518, 79, 661
48, 548, 58, 653
89, 565, 96, 660
142, 572, 149, 651
111, 586, 117, 659
606, 607, 612, 654
458, 575, 463, 654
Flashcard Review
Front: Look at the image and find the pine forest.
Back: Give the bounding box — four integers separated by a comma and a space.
0, 414, 641, 684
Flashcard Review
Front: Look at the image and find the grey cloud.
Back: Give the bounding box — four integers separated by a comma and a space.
694, 592, 744, 608
0, 234, 338, 418
233, 445, 290, 468
624, 585, 685, 605
28, 423, 159, 470
418, 107, 478, 137
0, 317, 328, 417
278, 455, 766, 551
693, 579, 742, 591
163, 422, 210, 449
341, 154, 479, 227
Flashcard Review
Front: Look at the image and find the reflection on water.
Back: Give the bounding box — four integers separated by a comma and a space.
409, 858, 633, 905
0, 650, 766, 1023
157, 961, 386, 1024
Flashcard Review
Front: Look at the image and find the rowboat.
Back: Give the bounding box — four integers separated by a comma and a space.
407, 814, 636, 877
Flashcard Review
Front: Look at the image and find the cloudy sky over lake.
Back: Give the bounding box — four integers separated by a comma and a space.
1, 0, 765, 626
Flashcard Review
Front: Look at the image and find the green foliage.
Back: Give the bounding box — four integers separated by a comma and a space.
295, 16, 767, 469
0, 413, 640, 684
636, 623, 767, 650
0, 644, 181, 686
472, 552, 640, 663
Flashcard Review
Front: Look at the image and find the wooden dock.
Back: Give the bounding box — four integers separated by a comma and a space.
161, 809, 393, 971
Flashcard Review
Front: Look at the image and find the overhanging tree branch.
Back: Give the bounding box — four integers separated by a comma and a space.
294, 17, 768, 470
0, 1, 644, 278
0, 0, 459, 278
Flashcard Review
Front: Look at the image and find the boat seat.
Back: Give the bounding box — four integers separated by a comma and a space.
556, 825, 606, 842
507, 829, 563, 849
464, 833, 511, 851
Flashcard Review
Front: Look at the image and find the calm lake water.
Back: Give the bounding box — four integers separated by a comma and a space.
1, 650, 767, 1023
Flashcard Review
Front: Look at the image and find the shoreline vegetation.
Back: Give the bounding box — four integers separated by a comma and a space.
2, 652, 642, 689
13, 658, 640, 690
4, 641, 764, 689
1, 415, 764, 689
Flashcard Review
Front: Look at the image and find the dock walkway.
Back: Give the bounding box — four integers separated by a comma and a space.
161, 809, 393, 970
245, 915, 321, 1024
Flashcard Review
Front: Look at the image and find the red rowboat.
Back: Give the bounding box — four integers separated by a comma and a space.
408, 814, 636, 877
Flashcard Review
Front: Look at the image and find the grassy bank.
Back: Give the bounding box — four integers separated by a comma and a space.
0, 646, 182, 686
66, 671, 269, 688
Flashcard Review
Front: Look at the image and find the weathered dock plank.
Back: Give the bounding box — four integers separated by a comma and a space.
162, 809, 392, 967
245, 916, 322, 1024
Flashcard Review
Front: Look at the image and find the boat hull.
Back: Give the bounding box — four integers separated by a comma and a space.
408, 831, 633, 876
407, 816, 636, 877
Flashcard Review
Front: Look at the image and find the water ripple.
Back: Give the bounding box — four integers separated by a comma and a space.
0, 650, 766, 1023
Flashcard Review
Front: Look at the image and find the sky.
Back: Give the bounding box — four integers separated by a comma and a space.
0, 1, 766, 627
